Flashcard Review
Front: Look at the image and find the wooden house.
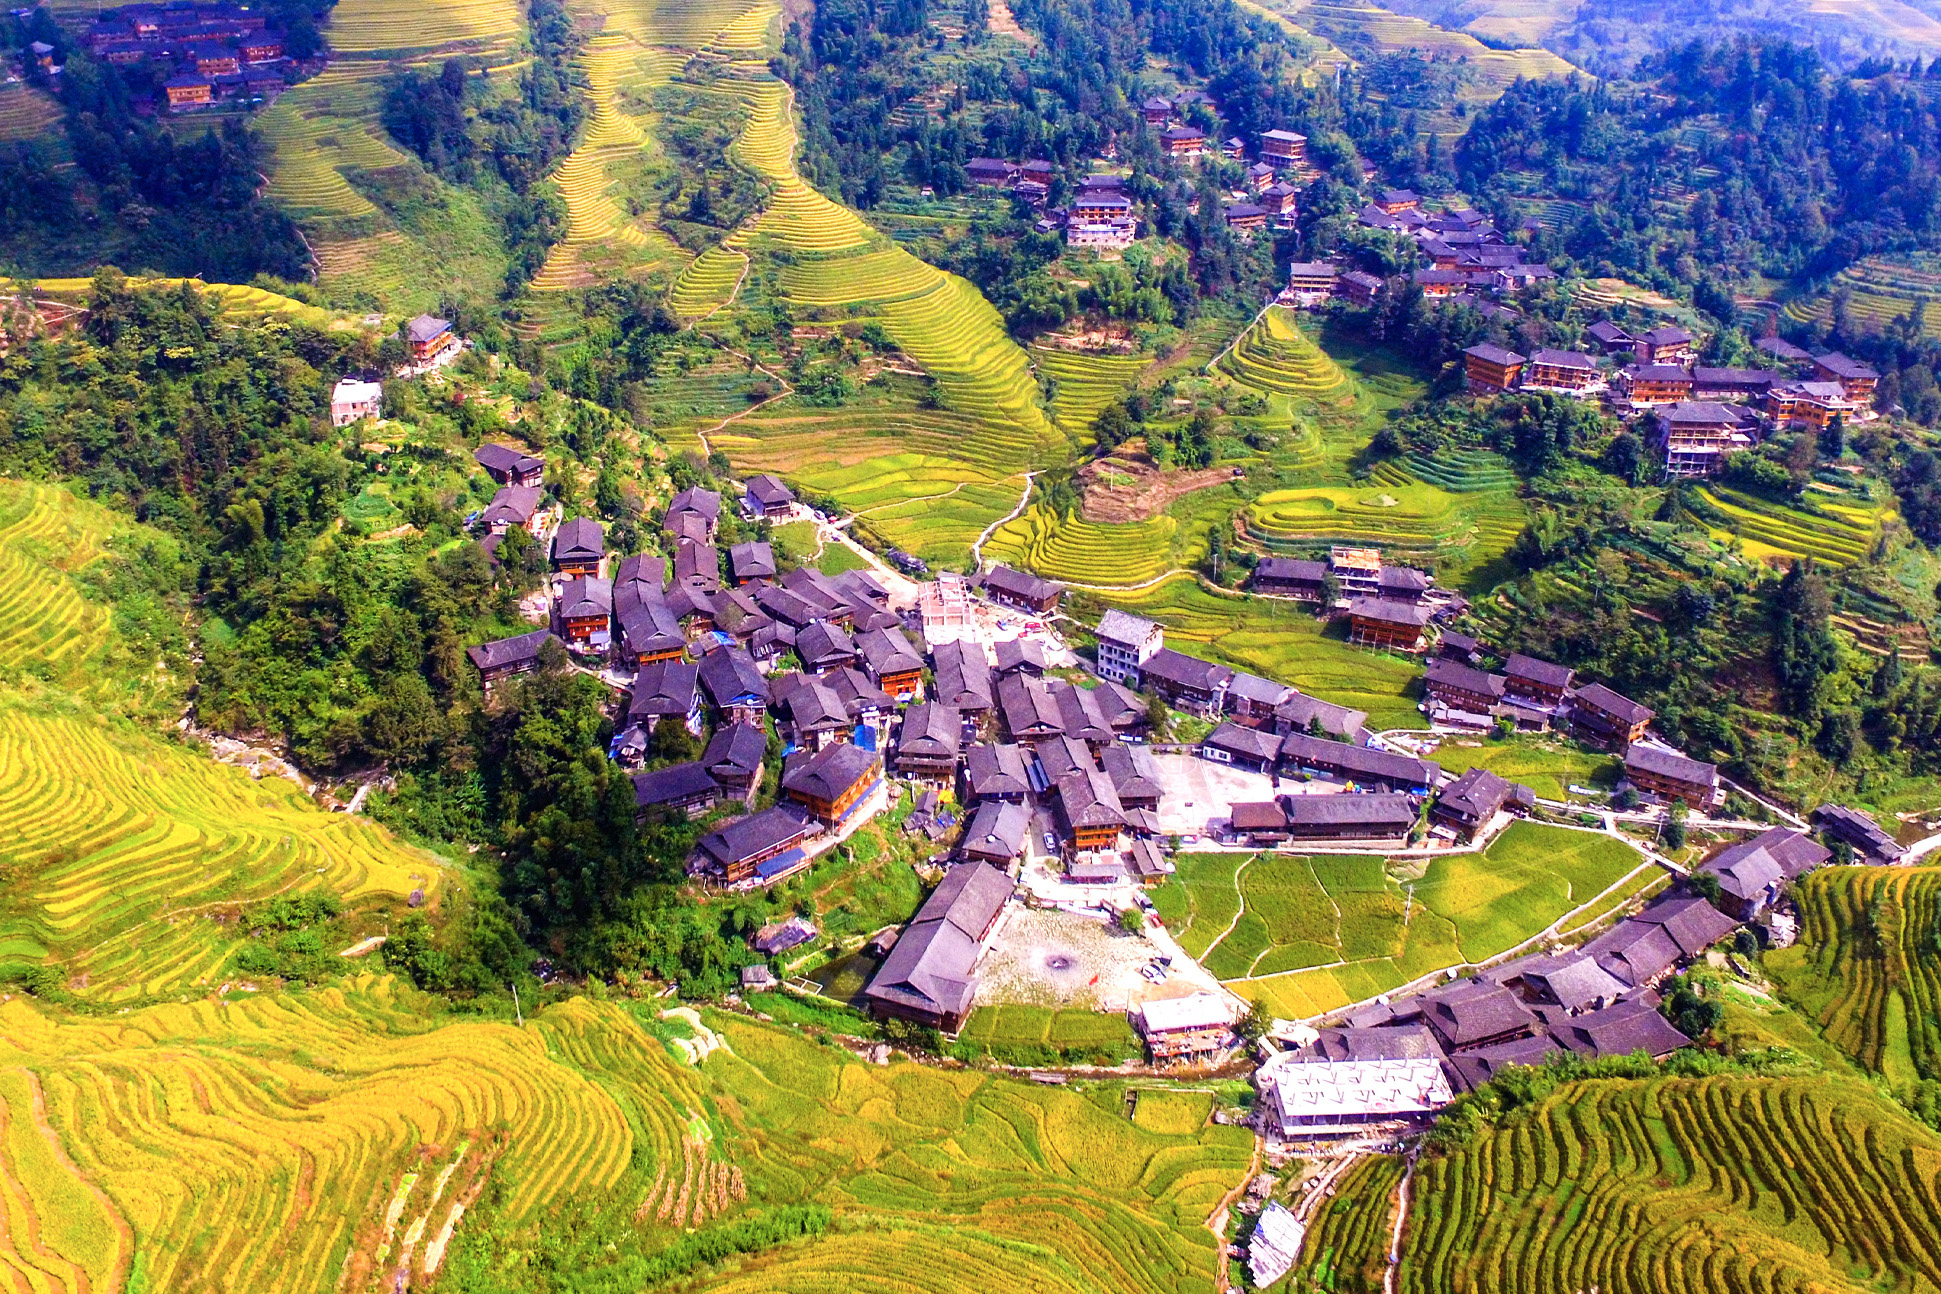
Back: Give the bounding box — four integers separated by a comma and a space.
1346, 597, 1431, 652
1462, 344, 1526, 393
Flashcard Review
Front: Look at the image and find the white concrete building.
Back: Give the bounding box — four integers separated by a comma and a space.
330, 377, 384, 427
1095, 609, 1163, 685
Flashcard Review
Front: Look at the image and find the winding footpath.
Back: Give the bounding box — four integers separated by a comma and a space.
970, 471, 1036, 567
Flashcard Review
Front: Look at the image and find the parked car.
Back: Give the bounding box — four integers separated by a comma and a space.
1043, 831, 1058, 852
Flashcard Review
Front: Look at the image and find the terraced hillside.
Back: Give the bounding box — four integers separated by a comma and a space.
324, 0, 524, 54
255, 64, 512, 308
625, 8, 1067, 559
530, 35, 689, 290
0, 702, 440, 997
1769, 864, 1941, 1086
1785, 250, 1941, 336
986, 506, 1185, 587
1402, 1075, 1941, 1293
0, 984, 639, 1292
1247, 460, 1528, 590
0, 481, 130, 697
1692, 482, 1888, 568
0, 984, 1250, 1293
1217, 307, 1355, 406
1088, 576, 1424, 728
1035, 347, 1156, 442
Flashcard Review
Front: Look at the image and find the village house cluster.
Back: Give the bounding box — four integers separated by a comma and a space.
1458, 325, 1879, 479
77, 3, 292, 111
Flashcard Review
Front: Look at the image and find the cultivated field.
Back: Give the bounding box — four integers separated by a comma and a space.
531, 36, 689, 290
1401, 1074, 1941, 1292
324, 0, 524, 53
1769, 864, 1941, 1086
1692, 482, 1887, 568
1156, 823, 1652, 1019
1248, 461, 1527, 591
0, 702, 440, 997
1296, 1154, 1404, 1293
1785, 250, 1941, 336
1217, 307, 1355, 406
1084, 577, 1423, 730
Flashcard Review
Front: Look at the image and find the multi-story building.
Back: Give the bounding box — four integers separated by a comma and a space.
1094, 609, 1164, 685
1658, 401, 1757, 478
1524, 348, 1600, 392
1463, 344, 1526, 391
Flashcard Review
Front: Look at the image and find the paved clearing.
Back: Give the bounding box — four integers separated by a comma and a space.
1153, 753, 1278, 835
976, 906, 1225, 1012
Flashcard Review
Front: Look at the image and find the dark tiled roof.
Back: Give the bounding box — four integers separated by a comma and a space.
995, 638, 1049, 673
698, 646, 769, 708
1254, 557, 1327, 583
667, 486, 722, 521
1463, 343, 1526, 366
745, 473, 794, 506
1142, 647, 1235, 692
1057, 765, 1126, 830
1637, 894, 1739, 957
699, 805, 814, 867
1204, 722, 1283, 763
406, 314, 450, 343
796, 621, 857, 669
865, 863, 1012, 1020
729, 541, 776, 581
1571, 682, 1654, 727
898, 703, 962, 760
932, 638, 994, 710
1557, 998, 1689, 1059
784, 742, 881, 802
1504, 653, 1573, 689
965, 743, 1032, 798
1423, 983, 1537, 1049
858, 626, 923, 679
1282, 793, 1416, 831
475, 443, 543, 476
1529, 348, 1596, 370
629, 660, 698, 719
1625, 745, 1717, 788
984, 564, 1061, 604
1279, 732, 1439, 787
703, 721, 767, 780
552, 517, 604, 563
1274, 693, 1368, 741
483, 485, 542, 527
466, 628, 556, 672
633, 761, 717, 806
1424, 658, 1505, 699
1436, 766, 1523, 825
961, 800, 1029, 858
557, 576, 613, 620
1347, 596, 1431, 628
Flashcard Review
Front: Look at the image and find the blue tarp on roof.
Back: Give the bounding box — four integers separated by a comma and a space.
755, 848, 809, 881
835, 779, 885, 825
854, 723, 877, 751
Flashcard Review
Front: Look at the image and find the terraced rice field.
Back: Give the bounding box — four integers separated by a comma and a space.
1217, 307, 1355, 405
324, 0, 524, 53
1247, 461, 1526, 588
591, 0, 769, 47
0, 83, 60, 143
0, 986, 644, 1293
256, 64, 405, 221
1034, 348, 1153, 441
1769, 865, 1941, 1087
0, 480, 122, 694
1090, 577, 1423, 729
1785, 250, 1941, 336
0, 703, 440, 997
1401, 1075, 1941, 1293
1296, 1155, 1404, 1293
663, 44, 1063, 552
668, 244, 748, 318
1227, 823, 1650, 1019
531, 36, 688, 290
985, 505, 1184, 586
1693, 483, 1884, 567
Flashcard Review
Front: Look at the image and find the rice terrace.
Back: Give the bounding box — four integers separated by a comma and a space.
1, 0, 1941, 1287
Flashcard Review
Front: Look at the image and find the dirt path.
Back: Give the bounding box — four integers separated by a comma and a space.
694, 246, 752, 325
1384, 1158, 1414, 1294
1208, 1134, 1262, 1294
970, 471, 1036, 567
692, 345, 793, 457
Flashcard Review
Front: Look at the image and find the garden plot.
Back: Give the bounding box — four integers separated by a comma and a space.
976, 906, 1224, 1011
